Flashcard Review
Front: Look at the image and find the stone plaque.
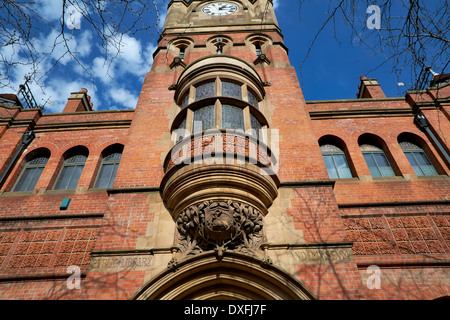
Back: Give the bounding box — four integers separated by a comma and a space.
89, 255, 153, 272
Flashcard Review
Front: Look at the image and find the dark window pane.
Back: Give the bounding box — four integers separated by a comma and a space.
181, 94, 189, 108
109, 164, 119, 188
405, 152, 422, 175
67, 165, 83, 190
373, 153, 395, 177
222, 105, 244, 130
334, 154, 353, 178
95, 163, 114, 188
363, 153, 381, 177
14, 168, 35, 192
222, 81, 242, 100
27, 167, 44, 192
54, 166, 74, 190
175, 118, 187, 142
255, 44, 262, 56
413, 152, 438, 176
193, 105, 215, 133
248, 91, 259, 109
323, 155, 338, 179
250, 113, 262, 138
195, 82, 215, 101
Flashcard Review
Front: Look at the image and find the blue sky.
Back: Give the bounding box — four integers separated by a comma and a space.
1, 0, 443, 112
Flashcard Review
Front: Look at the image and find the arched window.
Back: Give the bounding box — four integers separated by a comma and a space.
54, 148, 88, 190
399, 140, 438, 176
95, 146, 123, 188
360, 143, 395, 177
320, 144, 353, 179
13, 151, 50, 192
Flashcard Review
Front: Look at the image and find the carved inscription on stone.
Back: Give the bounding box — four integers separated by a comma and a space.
289, 247, 353, 265
90, 255, 153, 272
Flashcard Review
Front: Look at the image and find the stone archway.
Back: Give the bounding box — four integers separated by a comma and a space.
131, 251, 316, 300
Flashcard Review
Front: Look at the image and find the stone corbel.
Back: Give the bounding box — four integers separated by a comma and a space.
170, 57, 186, 69
253, 54, 271, 66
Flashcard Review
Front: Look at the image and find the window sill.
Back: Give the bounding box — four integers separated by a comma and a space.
416, 175, 450, 181
372, 176, 405, 182
43, 189, 77, 196
0, 191, 34, 197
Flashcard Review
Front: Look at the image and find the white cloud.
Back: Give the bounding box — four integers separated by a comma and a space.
1, 4, 160, 112
109, 87, 138, 109
37, 0, 64, 21
273, 0, 280, 10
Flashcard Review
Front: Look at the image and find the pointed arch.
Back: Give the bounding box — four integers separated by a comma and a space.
132, 251, 316, 300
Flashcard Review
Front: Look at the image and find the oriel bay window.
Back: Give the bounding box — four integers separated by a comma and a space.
172, 97, 266, 143
181, 77, 260, 110
173, 76, 266, 142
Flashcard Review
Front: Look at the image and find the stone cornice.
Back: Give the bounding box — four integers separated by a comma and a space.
309, 108, 415, 119
33, 119, 132, 132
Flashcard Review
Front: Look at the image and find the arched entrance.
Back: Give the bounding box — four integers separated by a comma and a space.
131, 251, 316, 300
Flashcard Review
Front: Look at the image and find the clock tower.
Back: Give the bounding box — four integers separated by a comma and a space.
88, 0, 363, 300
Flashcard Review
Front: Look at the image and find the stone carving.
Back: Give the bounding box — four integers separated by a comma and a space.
175, 200, 264, 258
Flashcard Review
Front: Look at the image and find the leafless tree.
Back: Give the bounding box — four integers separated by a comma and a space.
298, 0, 450, 91
0, 0, 166, 90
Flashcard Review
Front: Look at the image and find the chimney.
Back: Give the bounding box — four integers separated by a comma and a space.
62, 88, 93, 113
357, 76, 386, 99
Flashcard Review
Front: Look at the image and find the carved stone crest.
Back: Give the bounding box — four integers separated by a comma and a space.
175, 200, 264, 258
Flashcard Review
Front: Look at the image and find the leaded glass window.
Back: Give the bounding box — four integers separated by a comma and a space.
95, 152, 122, 188
193, 105, 215, 133
360, 144, 395, 177
181, 94, 189, 108
320, 144, 353, 179
13, 156, 49, 192
222, 105, 244, 131
54, 154, 87, 190
248, 90, 259, 109
399, 141, 438, 176
250, 113, 262, 139
221, 81, 242, 100
195, 82, 216, 101
175, 118, 187, 143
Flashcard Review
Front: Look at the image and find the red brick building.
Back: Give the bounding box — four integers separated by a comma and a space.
0, 0, 449, 300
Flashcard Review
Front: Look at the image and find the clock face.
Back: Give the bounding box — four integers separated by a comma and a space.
201, 2, 239, 16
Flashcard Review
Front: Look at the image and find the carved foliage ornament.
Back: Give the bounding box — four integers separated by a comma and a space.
176, 200, 264, 258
